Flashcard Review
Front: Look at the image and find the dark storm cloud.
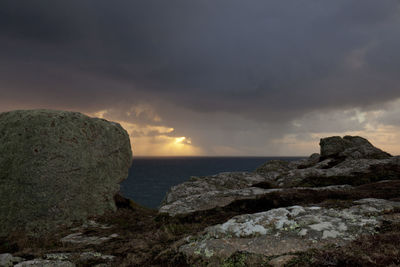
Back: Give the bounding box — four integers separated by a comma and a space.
1, 0, 400, 122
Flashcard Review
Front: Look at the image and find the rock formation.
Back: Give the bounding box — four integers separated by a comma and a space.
157, 135, 400, 266
160, 135, 400, 216
319, 136, 391, 159
0, 110, 132, 236
180, 198, 400, 264
1, 134, 399, 266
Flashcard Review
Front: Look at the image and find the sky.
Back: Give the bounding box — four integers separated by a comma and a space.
1, 1, 400, 156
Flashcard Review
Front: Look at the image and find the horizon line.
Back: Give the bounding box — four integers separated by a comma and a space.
132, 155, 308, 158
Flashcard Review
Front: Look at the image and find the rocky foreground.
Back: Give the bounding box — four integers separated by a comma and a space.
1, 111, 400, 266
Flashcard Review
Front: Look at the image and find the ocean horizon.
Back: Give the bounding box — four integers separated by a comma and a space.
120, 156, 305, 209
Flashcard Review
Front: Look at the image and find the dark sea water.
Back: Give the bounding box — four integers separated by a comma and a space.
120, 156, 304, 209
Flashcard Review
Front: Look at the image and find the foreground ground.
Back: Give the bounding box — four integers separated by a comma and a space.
2, 136, 400, 266
1, 192, 400, 266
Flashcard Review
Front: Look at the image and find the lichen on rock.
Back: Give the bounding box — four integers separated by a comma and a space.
178, 198, 400, 262
0, 109, 132, 236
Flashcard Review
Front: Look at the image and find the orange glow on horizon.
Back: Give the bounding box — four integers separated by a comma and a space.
86, 110, 203, 156
86, 106, 400, 157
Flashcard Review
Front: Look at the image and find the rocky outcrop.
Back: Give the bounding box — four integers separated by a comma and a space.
160, 136, 400, 216
0, 109, 132, 236
319, 136, 391, 159
162, 172, 266, 206
270, 156, 400, 188
157, 135, 400, 265
178, 198, 400, 265
1, 134, 399, 266
159, 180, 400, 216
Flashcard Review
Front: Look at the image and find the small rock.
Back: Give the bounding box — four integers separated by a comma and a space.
45, 253, 71, 261
298, 229, 308, 236
268, 255, 296, 267
0, 254, 13, 267
80, 252, 115, 261
60, 232, 118, 245
0, 253, 24, 267
322, 230, 341, 239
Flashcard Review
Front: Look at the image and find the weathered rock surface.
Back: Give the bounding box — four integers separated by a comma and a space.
14, 259, 75, 267
160, 136, 400, 216
162, 172, 266, 205
157, 135, 400, 265
0, 109, 132, 236
268, 255, 296, 267
178, 198, 400, 263
2, 251, 115, 267
45, 252, 115, 263
61, 232, 119, 245
0, 253, 24, 267
1, 134, 399, 266
160, 186, 278, 216
319, 136, 391, 159
159, 181, 400, 216
273, 156, 400, 188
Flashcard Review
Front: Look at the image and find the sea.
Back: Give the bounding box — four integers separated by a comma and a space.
120, 156, 304, 209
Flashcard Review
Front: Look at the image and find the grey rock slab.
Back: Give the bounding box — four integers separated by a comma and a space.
14, 260, 75, 267
60, 232, 119, 245
179, 198, 400, 261
79, 252, 115, 261
159, 185, 351, 216
0, 109, 132, 236
162, 172, 266, 205
279, 156, 400, 187
0, 254, 14, 267
44, 254, 72, 261
45, 252, 115, 262
160, 187, 281, 216
70, 220, 112, 231
0, 253, 24, 267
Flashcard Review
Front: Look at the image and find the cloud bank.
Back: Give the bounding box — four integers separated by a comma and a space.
1, 1, 400, 155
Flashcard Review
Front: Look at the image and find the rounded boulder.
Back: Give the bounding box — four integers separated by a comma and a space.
0, 110, 132, 236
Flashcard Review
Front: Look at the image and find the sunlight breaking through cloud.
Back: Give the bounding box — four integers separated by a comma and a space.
87, 109, 202, 156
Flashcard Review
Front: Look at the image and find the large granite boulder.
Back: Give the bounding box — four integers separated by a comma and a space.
0, 110, 132, 236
